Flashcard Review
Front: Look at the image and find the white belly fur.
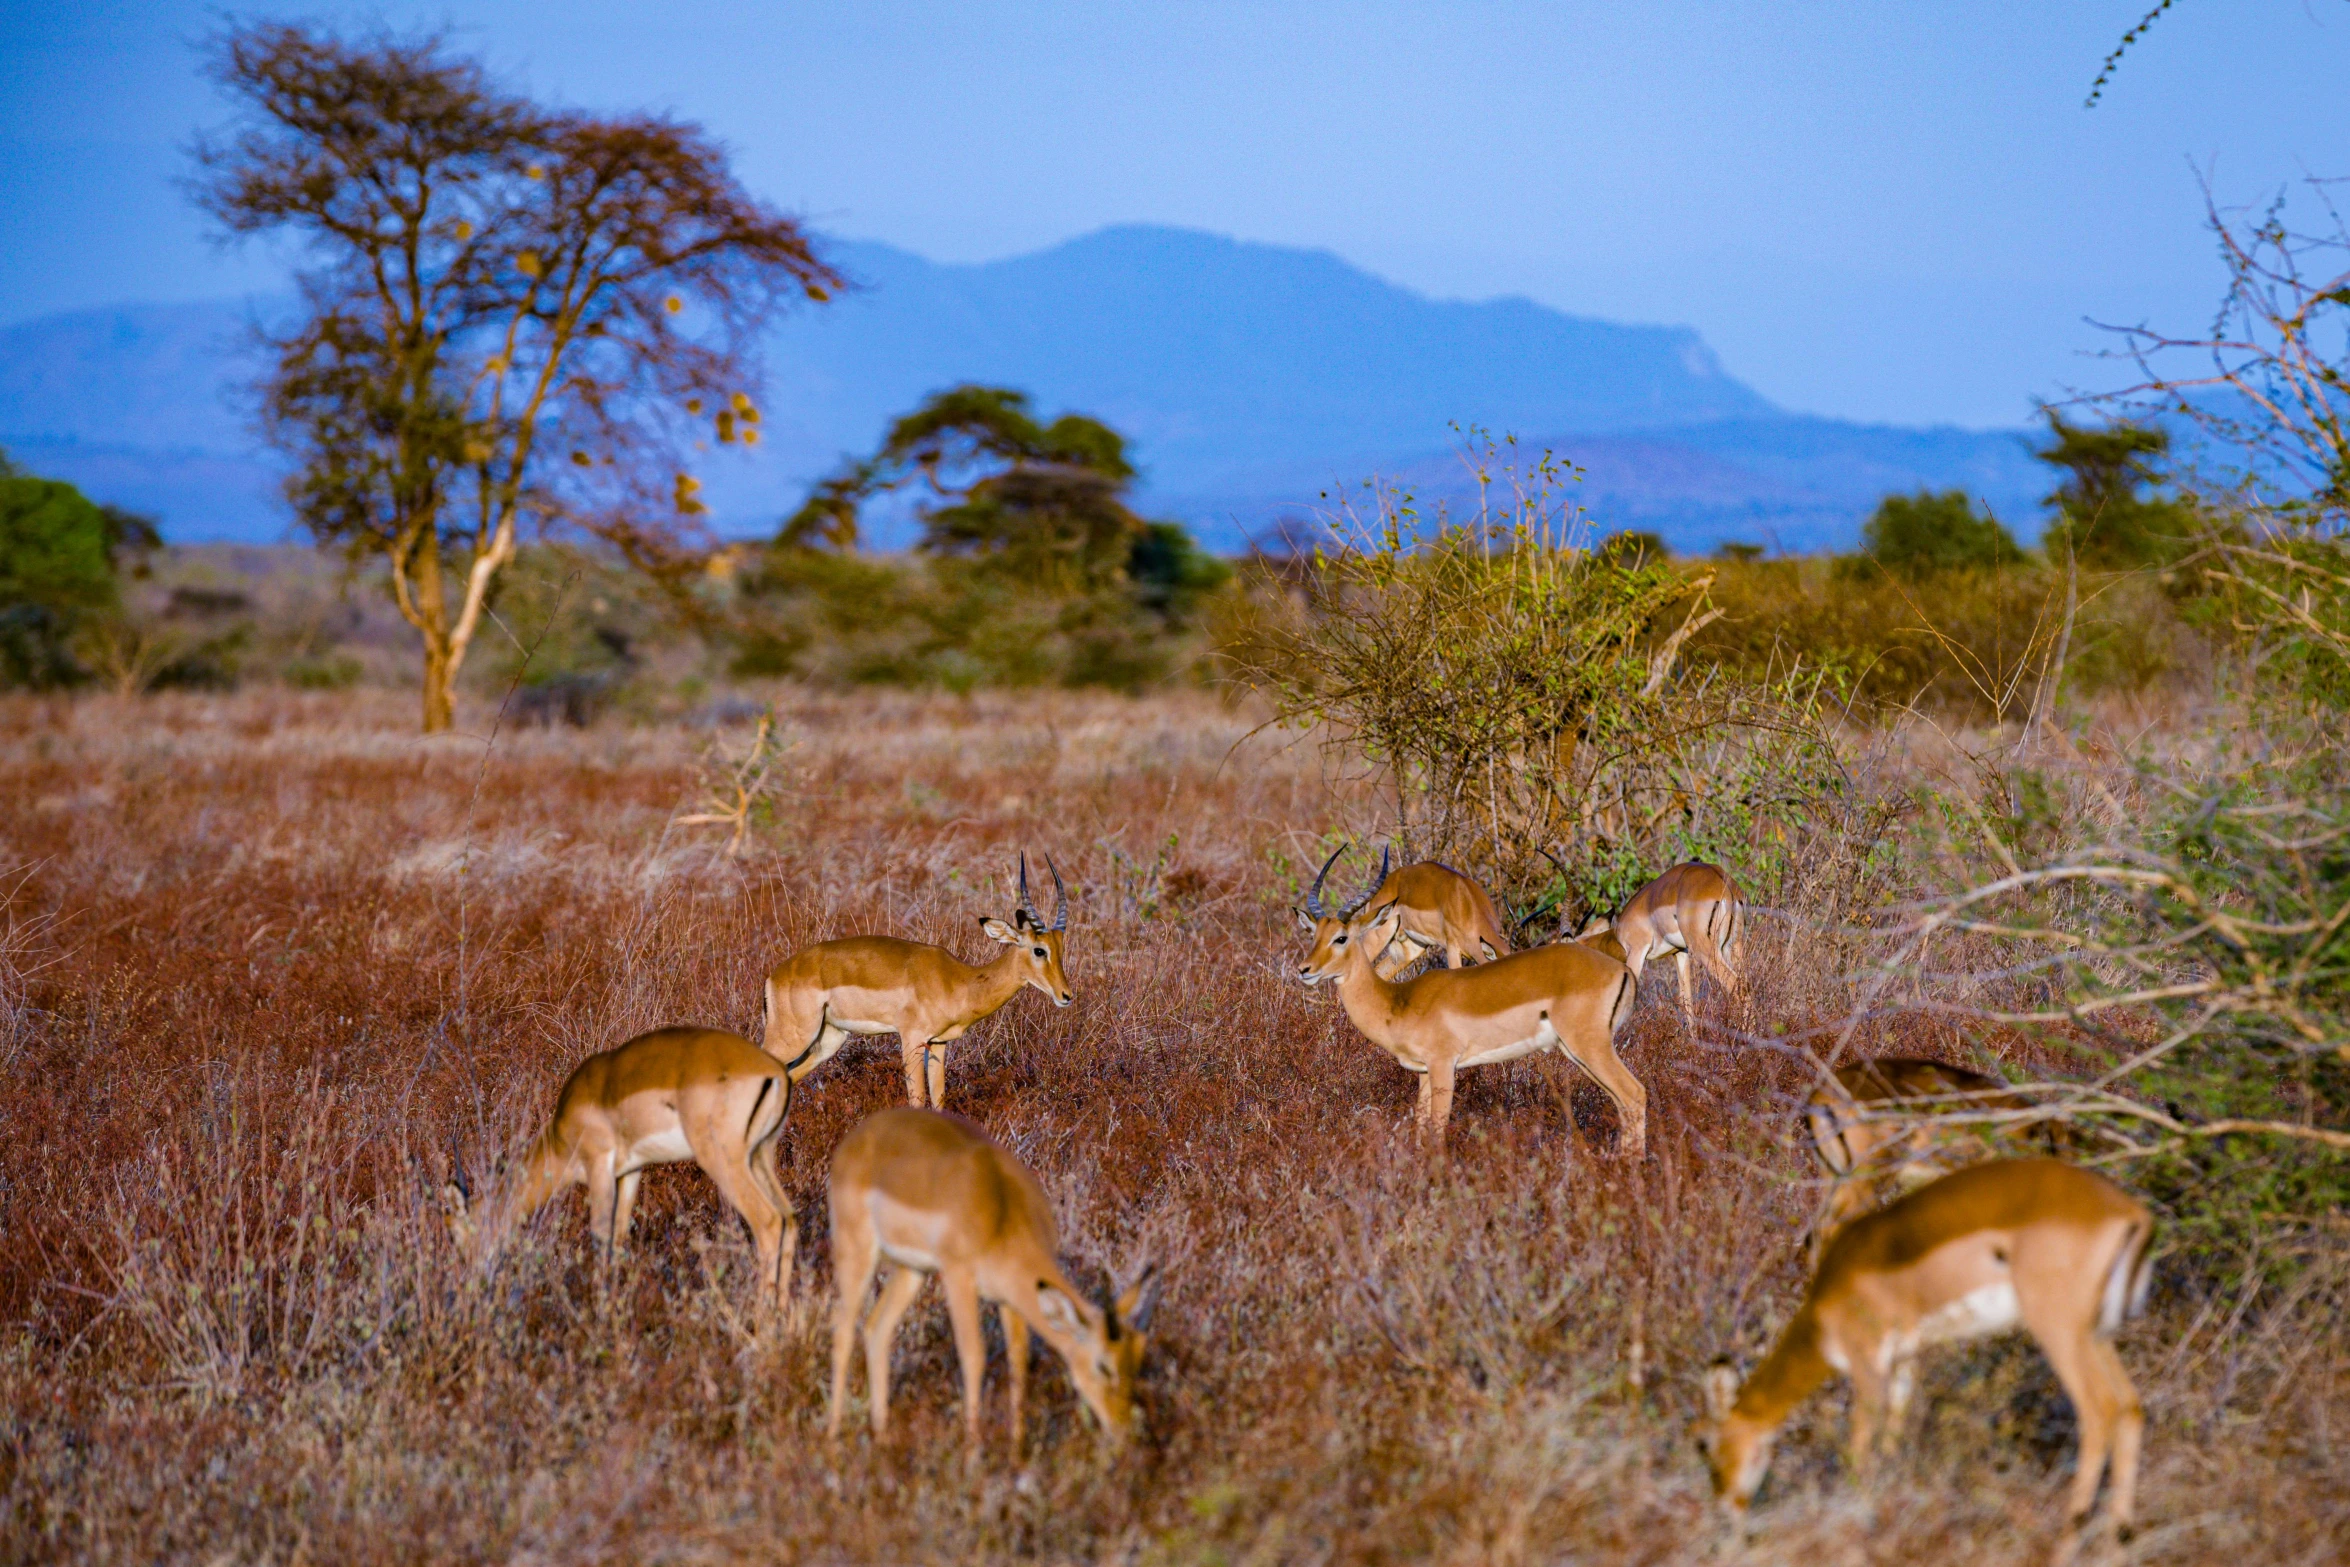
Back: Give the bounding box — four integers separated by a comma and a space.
628, 1124, 694, 1167
1914, 1281, 2021, 1347
1460, 1013, 1563, 1070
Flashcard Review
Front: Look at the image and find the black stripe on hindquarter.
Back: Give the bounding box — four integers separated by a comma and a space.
744, 1076, 775, 1145
1607, 971, 1635, 1034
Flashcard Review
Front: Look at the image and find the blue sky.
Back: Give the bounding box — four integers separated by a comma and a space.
2, 1, 2344, 427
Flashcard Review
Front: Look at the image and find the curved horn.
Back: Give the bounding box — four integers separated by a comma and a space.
1046, 853, 1069, 932
1344, 844, 1392, 917
1304, 844, 1346, 917
1015, 852, 1042, 927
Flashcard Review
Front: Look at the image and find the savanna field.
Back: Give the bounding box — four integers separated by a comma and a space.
3, 684, 2345, 1566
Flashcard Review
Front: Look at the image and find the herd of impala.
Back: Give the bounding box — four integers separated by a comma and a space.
445, 844, 2153, 1551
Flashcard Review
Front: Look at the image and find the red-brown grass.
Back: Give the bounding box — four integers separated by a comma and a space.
1, 687, 2342, 1564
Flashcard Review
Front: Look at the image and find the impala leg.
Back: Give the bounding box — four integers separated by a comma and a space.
1425, 1056, 1457, 1154
2033, 1318, 2119, 1534
1844, 1356, 1890, 1484
901, 1032, 928, 1106
2090, 1337, 2144, 1536
585, 1150, 622, 1271
608, 1169, 646, 1271
925, 1041, 949, 1110
1561, 1033, 1648, 1161
942, 1267, 988, 1448
698, 1139, 787, 1309
1003, 1307, 1032, 1457
827, 1219, 881, 1439
1674, 949, 1696, 1032
862, 1266, 929, 1439
748, 1135, 798, 1305
1413, 1070, 1434, 1130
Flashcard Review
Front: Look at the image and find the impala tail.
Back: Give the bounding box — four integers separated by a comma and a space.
2103, 1217, 2156, 1334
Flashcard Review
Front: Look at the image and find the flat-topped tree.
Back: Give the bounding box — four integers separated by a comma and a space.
192, 23, 841, 731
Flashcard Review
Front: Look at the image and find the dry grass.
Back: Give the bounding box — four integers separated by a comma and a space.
1, 687, 2343, 1565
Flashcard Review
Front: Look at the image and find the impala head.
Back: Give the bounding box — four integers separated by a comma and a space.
982, 852, 1073, 1006
1692, 1359, 1773, 1530
1293, 845, 1392, 983
1031, 1262, 1164, 1441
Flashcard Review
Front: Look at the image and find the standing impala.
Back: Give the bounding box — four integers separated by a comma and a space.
444, 1026, 796, 1302
1576, 861, 1743, 1025
1297, 850, 1647, 1157
1695, 1159, 2153, 1548
827, 1107, 1163, 1453
1293, 846, 1512, 977
764, 854, 1071, 1107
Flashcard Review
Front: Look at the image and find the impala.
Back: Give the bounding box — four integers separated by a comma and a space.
1293, 846, 1512, 976
444, 1026, 796, 1301
826, 1107, 1162, 1452
764, 854, 1071, 1107
1297, 850, 1647, 1156
1577, 861, 1743, 1024
1695, 1159, 2153, 1547
1803, 1056, 2039, 1246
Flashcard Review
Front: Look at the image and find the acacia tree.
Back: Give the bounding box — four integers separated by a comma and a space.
781, 386, 1152, 592
193, 24, 840, 730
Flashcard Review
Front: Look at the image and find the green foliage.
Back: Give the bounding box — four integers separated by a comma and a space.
2035, 413, 2195, 568
783, 384, 1170, 594
1127, 521, 1233, 617
1596, 529, 1668, 568
1692, 556, 2198, 717
1846, 488, 2023, 579
758, 387, 1226, 689
0, 455, 121, 688
736, 547, 1209, 694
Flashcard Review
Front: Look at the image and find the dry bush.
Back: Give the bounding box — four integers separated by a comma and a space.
1691, 557, 2208, 719
1219, 456, 1880, 927
1, 687, 2344, 1565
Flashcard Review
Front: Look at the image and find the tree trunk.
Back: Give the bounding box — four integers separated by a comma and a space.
408, 527, 456, 734
421, 636, 457, 732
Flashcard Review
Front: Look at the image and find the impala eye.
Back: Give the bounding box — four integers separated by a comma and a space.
1033, 946, 1047, 958
1335, 934, 1347, 945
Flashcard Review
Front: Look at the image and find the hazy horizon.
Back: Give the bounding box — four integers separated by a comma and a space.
6, 2, 2348, 430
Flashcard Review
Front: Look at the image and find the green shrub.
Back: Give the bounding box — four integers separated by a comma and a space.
0, 456, 117, 687
284, 652, 364, 690
1843, 488, 2023, 579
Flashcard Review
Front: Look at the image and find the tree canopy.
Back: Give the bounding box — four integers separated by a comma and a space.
782, 384, 1214, 601
2035, 413, 2192, 568
192, 22, 841, 730
1854, 489, 2024, 578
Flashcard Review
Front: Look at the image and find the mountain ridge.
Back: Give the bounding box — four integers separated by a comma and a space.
0, 224, 2048, 552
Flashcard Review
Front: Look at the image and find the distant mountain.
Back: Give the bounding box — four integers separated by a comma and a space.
0, 224, 2049, 552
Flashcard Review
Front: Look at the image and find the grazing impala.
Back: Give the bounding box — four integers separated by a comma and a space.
763, 854, 1071, 1107
1578, 861, 1743, 1024
1297, 850, 1647, 1156
1294, 846, 1512, 976
1803, 1057, 2041, 1247
826, 1107, 1162, 1452
445, 1027, 796, 1301
1695, 1159, 2153, 1547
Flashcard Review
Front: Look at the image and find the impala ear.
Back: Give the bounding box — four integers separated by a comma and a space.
1117, 1262, 1163, 1334
1035, 1281, 1086, 1337
1294, 907, 1317, 932
439, 1183, 477, 1249
1702, 1359, 1741, 1423
981, 917, 1020, 945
